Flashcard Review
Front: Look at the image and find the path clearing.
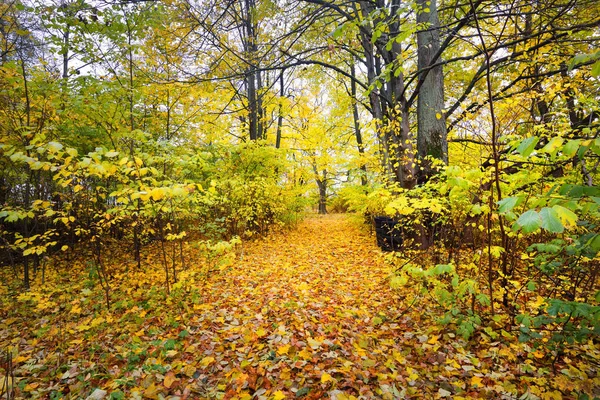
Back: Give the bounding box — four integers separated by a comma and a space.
193, 214, 419, 399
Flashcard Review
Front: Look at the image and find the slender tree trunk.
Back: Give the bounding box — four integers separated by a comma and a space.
127, 23, 135, 131
276, 70, 284, 149
257, 68, 264, 140
20, 56, 31, 290
61, 25, 70, 104
350, 64, 367, 186
416, 0, 448, 183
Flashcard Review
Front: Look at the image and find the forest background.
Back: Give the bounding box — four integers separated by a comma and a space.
0, 0, 599, 398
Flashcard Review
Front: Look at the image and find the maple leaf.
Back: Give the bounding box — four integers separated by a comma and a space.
272, 390, 286, 400
321, 372, 333, 383
470, 376, 483, 388
277, 344, 291, 355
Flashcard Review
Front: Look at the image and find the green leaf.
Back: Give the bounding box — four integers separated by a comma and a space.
497, 196, 523, 213
577, 142, 590, 159
559, 184, 583, 198
476, 293, 490, 306
585, 234, 600, 255
592, 60, 600, 77
516, 210, 542, 233
109, 391, 125, 400
562, 140, 581, 157
516, 136, 539, 157
331, 23, 346, 39
390, 275, 408, 288
539, 207, 564, 233
591, 138, 600, 156
429, 264, 454, 276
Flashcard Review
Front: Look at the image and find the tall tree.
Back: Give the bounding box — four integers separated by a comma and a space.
416, 0, 447, 182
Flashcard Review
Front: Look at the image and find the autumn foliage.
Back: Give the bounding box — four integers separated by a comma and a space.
1, 0, 600, 399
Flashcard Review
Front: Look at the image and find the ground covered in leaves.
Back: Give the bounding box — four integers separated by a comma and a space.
1, 215, 599, 399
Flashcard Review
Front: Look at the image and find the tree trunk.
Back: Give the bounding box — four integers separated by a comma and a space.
317, 175, 327, 214
243, 0, 262, 141
350, 64, 367, 186
416, 0, 448, 183
276, 70, 284, 148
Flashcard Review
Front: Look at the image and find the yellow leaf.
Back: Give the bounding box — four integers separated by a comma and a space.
321, 372, 333, 383
277, 344, 290, 356
280, 368, 291, 380
182, 365, 196, 377
532, 349, 545, 359
143, 383, 160, 400
272, 391, 286, 400
70, 305, 82, 315
436, 112, 442, 119
200, 356, 215, 367
163, 371, 177, 388
13, 355, 29, 363
427, 335, 439, 345
299, 348, 312, 360
150, 188, 165, 201
470, 376, 483, 387
307, 337, 322, 349
256, 328, 267, 337
90, 317, 105, 328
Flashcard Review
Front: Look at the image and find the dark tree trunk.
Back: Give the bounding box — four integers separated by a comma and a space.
276, 70, 284, 148
350, 63, 367, 186
416, 0, 448, 183
317, 175, 327, 214
243, 0, 263, 141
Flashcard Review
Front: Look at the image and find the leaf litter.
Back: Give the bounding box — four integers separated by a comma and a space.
1, 214, 598, 399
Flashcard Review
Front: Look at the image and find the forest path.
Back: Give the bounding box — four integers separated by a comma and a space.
195, 214, 420, 399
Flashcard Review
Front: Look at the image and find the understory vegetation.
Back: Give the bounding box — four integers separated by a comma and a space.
1, 0, 599, 399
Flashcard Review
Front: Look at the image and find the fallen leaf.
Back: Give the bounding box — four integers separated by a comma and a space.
164, 371, 178, 388
273, 390, 286, 400
277, 344, 291, 355
321, 372, 333, 383
200, 356, 215, 367
470, 376, 483, 387
86, 388, 107, 400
